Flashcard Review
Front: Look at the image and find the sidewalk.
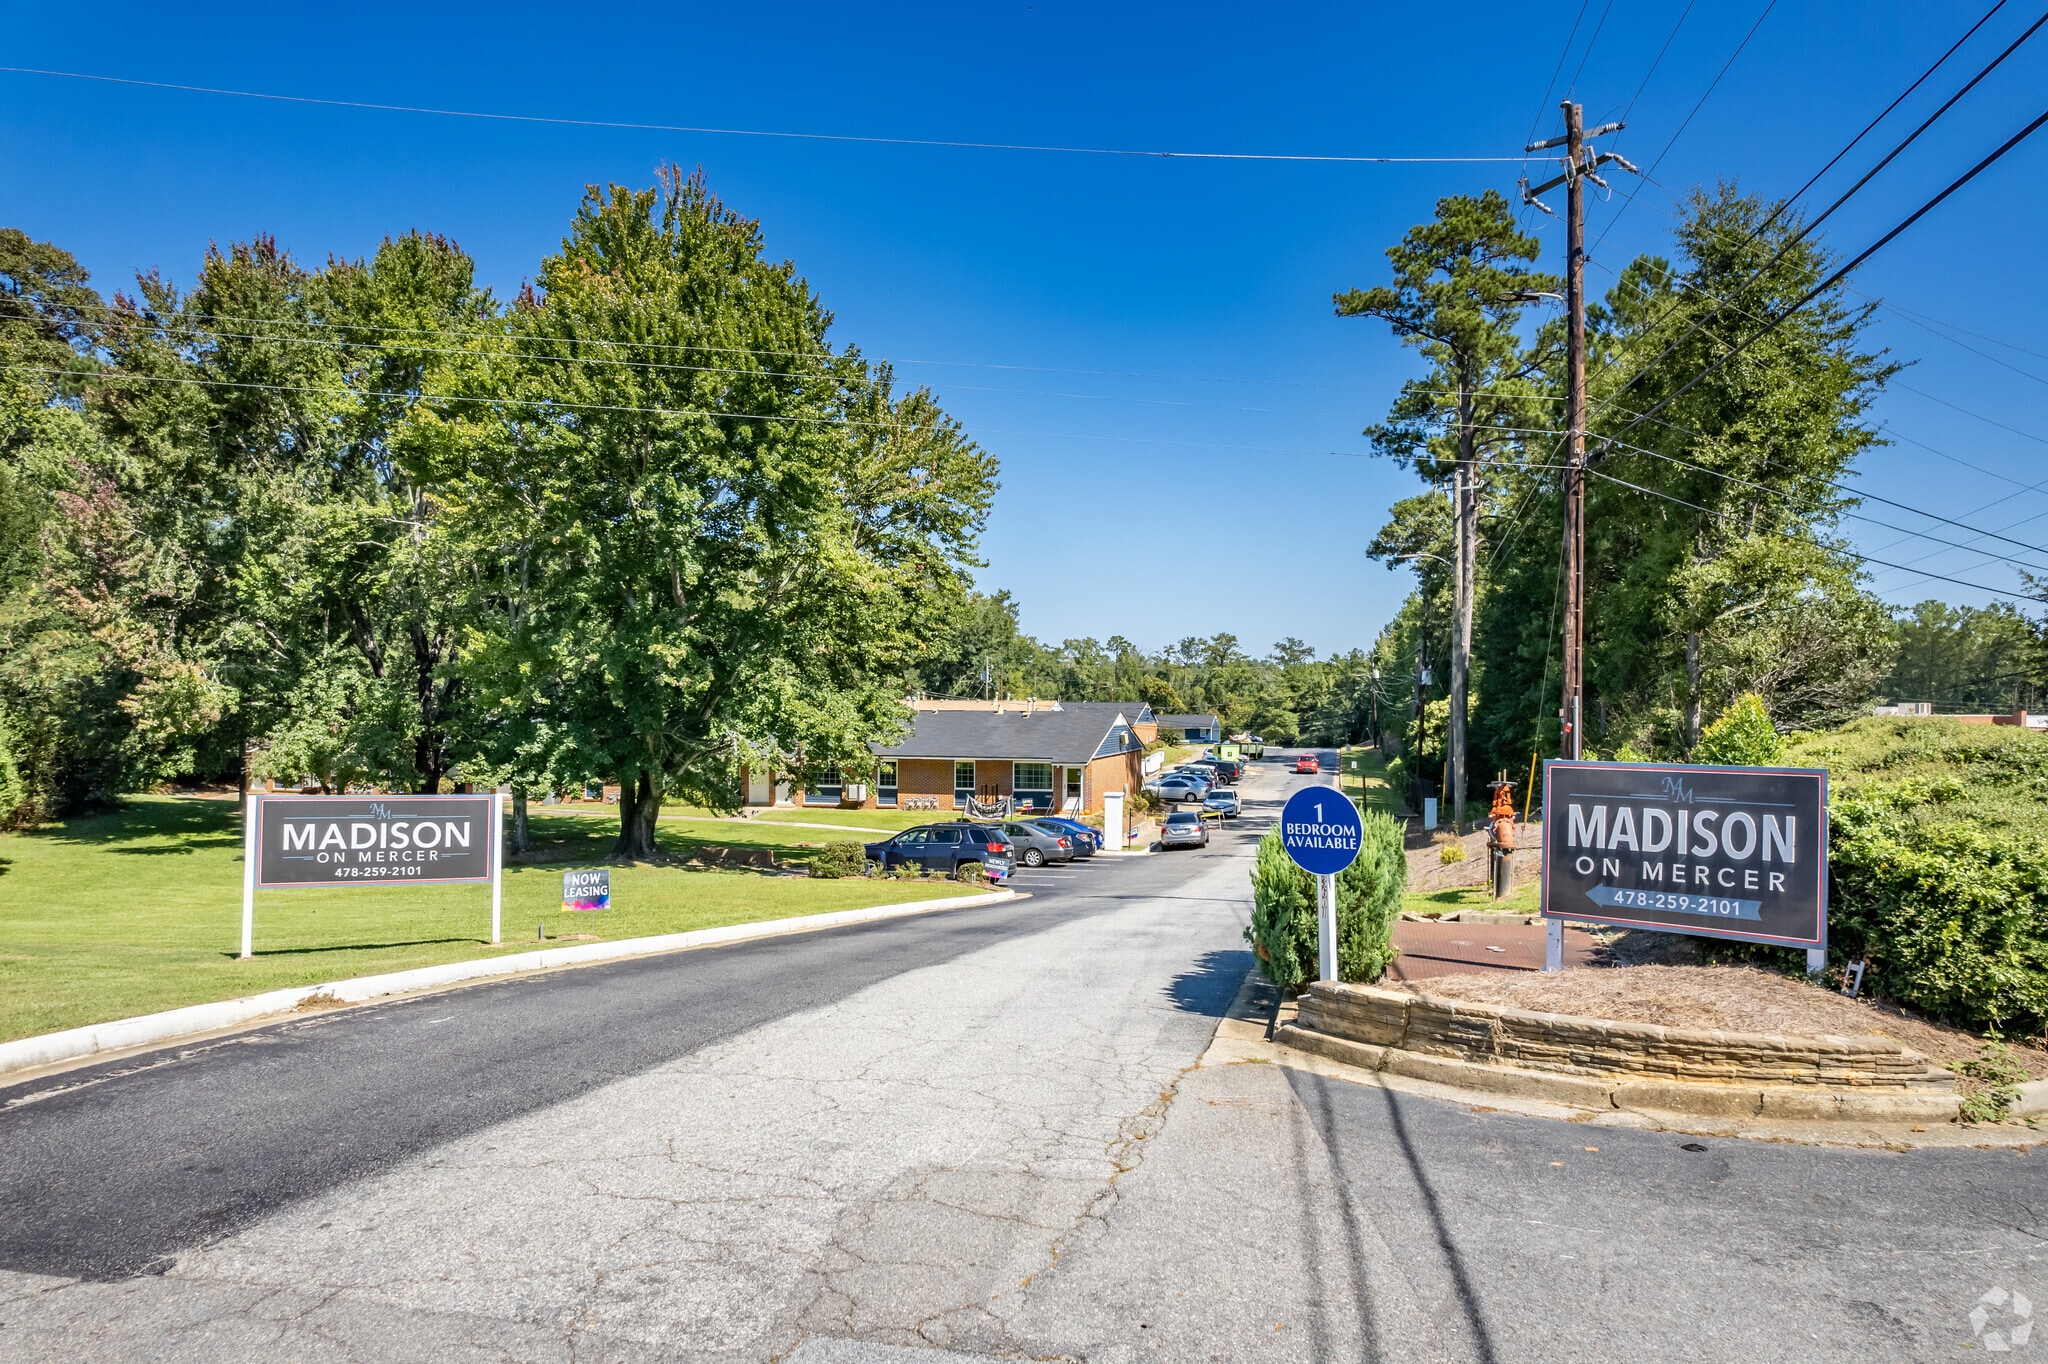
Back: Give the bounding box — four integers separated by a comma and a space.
1386, 918, 1604, 981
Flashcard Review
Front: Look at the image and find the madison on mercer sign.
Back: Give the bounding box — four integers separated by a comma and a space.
1540, 760, 1827, 949
254, 794, 498, 888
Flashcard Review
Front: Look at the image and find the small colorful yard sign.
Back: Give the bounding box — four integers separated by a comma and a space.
562, 869, 612, 912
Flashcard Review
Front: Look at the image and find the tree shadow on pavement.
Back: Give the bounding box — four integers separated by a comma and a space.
1164, 948, 1254, 1016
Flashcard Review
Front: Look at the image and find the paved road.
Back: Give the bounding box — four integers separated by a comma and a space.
2, 752, 2043, 1361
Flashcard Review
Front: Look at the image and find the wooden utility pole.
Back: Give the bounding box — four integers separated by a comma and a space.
1560, 99, 1586, 762
1522, 103, 1636, 763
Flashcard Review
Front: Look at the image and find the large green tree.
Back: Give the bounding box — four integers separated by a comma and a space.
408, 170, 995, 858
1338, 190, 1555, 827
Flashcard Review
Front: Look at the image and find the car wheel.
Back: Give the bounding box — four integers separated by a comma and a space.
1022, 847, 1045, 867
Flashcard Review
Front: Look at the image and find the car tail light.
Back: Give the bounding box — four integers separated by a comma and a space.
1057, 837, 1070, 848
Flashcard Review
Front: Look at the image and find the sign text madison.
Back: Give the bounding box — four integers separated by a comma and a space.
1541, 761, 1826, 949
255, 794, 498, 888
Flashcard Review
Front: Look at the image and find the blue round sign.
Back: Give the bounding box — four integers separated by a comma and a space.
1280, 784, 1363, 875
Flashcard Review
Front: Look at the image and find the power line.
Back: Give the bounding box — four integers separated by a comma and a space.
1765, 0, 2016, 238
1589, 7, 2048, 422
0, 65, 1527, 164
1598, 103, 2048, 455
1587, 466, 2026, 596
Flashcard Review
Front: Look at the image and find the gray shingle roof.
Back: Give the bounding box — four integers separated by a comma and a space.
1152, 713, 1220, 731
872, 701, 1146, 763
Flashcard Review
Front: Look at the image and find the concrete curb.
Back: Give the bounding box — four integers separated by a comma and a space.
0, 887, 1017, 1080
1274, 1023, 1965, 1123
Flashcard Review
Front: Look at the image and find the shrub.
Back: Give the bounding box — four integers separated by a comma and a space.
1953, 1043, 2030, 1124
1722, 716, 2048, 1035
1245, 809, 1407, 992
1693, 692, 1785, 766
807, 841, 869, 878
1437, 838, 1466, 865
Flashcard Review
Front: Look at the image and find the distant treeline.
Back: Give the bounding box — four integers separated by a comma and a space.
912, 589, 1388, 748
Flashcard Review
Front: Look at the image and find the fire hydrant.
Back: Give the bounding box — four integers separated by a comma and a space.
1486, 782, 1517, 899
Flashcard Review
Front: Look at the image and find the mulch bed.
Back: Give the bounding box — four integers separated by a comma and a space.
1400, 964, 2048, 1078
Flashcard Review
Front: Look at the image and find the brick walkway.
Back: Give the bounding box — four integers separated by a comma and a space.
1386, 920, 1604, 981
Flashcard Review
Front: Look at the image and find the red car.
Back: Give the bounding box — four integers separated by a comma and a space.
1293, 755, 1320, 774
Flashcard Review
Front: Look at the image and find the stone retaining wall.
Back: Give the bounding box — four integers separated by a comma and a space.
1296, 982, 1952, 1090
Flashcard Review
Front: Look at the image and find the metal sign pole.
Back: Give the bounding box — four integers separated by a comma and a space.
1317, 872, 1338, 982
491, 791, 505, 945
241, 791, 258, 959
1544, 919, 1563, 972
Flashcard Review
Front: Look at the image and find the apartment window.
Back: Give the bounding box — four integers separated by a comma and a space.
877, 761, 898, 808
1012, 763, 1053, 812
954, 761, 976, 807
805, 766, 841, 805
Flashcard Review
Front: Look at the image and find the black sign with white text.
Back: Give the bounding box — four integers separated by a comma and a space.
1541, 761, 1827, 949
255, 794, 497, 888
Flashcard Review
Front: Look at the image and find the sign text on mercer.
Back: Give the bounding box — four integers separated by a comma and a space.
1540, 761, 1826, 949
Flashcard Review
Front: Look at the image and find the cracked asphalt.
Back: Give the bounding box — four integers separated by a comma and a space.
3, 756, 2047, 1361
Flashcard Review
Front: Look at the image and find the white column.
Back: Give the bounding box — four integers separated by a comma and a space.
1317, 873, 1338, 982
1806, 947, 1827, 976
241, 792, 258, 959
1103, 791, 1125, 852
1544, 918, 1563, 972
491, 792, 505, 945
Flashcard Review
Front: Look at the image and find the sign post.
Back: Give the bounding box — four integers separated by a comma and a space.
492, 791, 505, 944
241, 790, 258, 960
1540, 760, 1828, 972
242, 792, 504, 957
1279, 784, 1364, 982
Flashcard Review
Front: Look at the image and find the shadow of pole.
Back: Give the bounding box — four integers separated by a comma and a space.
1370, 1080, 1503, 1363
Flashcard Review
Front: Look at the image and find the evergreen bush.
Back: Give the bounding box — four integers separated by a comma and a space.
1245, 809, 1406, 992
1692, 692, 1785, 766
807, 841, 869, 878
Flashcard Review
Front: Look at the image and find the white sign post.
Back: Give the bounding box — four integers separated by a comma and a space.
491, 791, 505, 944
1103, 790, 1126, 853
241, 791, 258, 960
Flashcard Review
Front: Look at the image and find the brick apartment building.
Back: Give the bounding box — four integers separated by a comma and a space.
743, 698, 1156, 815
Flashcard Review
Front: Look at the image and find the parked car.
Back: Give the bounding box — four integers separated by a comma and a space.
862, 823, 1013, 881
1019, 811, 1089, 856
1025, 817, 1097, 857
1293, 755, 1320, 774
1159, 810, 1209, 849
1145, 773, 1210, 803
1202, 787, 1240, 818
999, 820, 1074, 867
1186, 757, 1242, 785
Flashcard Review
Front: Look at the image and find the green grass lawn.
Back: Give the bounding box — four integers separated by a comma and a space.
0, 796, 981, 1044
1403, 879, 1542, 917
1339, 747, 1404, 817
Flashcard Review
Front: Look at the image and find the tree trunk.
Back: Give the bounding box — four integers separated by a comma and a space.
509, 789, 530, 858
1684, 632, 1704, 751
615, 770, 663, 860
1448, 380, 1478, 831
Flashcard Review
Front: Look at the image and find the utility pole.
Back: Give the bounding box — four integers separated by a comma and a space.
1522, 103, 1636, 764
1560, 101, 1586, 763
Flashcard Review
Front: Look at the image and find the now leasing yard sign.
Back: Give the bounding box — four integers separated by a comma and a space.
1540, 760, 1827, 950
242, 792, 505, 957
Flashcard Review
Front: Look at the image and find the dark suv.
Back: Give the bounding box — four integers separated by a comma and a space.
863, 823, 1014, 881
1187, 758, 1242, 785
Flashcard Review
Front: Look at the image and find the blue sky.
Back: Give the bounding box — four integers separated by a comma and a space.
4, 2, 2044, 657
